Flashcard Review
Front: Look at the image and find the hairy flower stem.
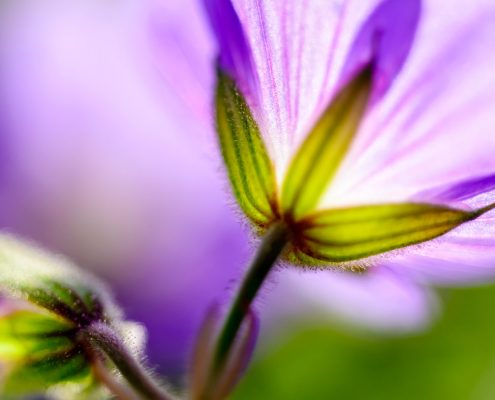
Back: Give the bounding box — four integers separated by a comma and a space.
208, 221, 291, 395
90, 349, 140, 400
83, 322, 175, 400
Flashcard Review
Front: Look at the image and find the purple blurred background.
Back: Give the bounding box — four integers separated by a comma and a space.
0, 0, 252, 373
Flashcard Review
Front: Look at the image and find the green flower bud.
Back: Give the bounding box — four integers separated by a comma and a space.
0, 234, 144, 399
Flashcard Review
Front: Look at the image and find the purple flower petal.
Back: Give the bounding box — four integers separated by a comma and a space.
203, 0, 257, 98
265, 266, 436, 332
205, 0, 386, 170
414, 173, 495, 203
322, 1, 495, 209
340, 0, 421, 99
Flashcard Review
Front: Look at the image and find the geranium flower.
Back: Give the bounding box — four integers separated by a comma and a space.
204, 0, 495, 274
198, 0, 495, 395
150, 0, 437, 336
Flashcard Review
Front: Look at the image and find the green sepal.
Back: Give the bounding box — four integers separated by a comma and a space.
0, 309, 74, 361
0, 307, 93, 396
215, 68, 278, 229
281, 67, 373, 220
17, 279, 104, 327
2, 347, 91, 396
292, 203, 480, 264
0, 234, 108, 326
0, 234, 137, 397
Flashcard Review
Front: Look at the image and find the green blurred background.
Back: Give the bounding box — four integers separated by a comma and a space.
233, 284, 495, 400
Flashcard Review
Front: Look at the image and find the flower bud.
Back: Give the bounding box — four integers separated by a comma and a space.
0, 234, 143, 398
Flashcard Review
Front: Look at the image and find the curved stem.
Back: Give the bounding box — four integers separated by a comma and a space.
208, 221, 291, 392
91, 349, 139, 400
83, 321, 175, 400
